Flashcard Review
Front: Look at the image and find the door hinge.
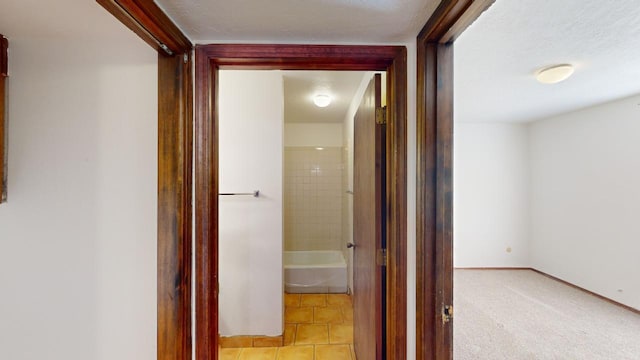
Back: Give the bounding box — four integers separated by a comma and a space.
375, 106, 387, 125
158, 42, 173, 56
443, 305, 453, 324
376, 248, 387, 267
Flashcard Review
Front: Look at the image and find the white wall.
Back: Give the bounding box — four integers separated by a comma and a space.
218, 70, 284, 336
284, 147, 343, 251
454, 123, 530, 267
0, 6, 157, 360
530, 94, 640, 310
284, 123, 343, 147
454, 95, 640, 310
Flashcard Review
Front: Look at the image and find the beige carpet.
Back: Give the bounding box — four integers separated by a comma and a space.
454, 269, 640, 360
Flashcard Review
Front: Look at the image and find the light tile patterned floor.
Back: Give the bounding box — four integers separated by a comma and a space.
219, 293, 356, 360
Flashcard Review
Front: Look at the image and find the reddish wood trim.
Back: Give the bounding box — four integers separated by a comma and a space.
418, 0, 495, 44
0, 75, 5, 203
0, 35, 7, 203
434, 45, 454, 360
195, 44, 407, 360
196, 44, 400, 70
96, 0, 192, 54
0, 35, 7, 75
530, 268, 640, 315
157, 53, 193, 360
385, 48, 408, 360
375, 74, 384, 360
416, 40, 436, 360
194, 45, 218, 360
416, 42, 455, 360
417, 1, 494, 359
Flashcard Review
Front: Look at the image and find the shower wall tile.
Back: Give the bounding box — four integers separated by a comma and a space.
285, 147, 343, 251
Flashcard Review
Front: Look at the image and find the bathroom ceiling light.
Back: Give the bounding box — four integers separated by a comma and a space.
313, 94, 332, 108
315, 147, 324, 150
536, 64, 574, 84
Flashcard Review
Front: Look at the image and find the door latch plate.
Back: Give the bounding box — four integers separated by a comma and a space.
443, 305, 453, 324
375, 106, 387, 125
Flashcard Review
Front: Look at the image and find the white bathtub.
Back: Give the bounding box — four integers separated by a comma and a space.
284, 251, 347, 293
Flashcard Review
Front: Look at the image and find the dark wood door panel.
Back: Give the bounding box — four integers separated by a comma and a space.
353, 74, 383, 360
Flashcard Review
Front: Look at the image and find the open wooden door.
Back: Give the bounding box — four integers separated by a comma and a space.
353, 73, 385, 360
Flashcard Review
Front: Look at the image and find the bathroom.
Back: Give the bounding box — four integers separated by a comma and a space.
217, 69, 379, 358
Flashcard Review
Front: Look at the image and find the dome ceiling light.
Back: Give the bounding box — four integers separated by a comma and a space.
536, 64, 575, 84
313, 94, 332, 107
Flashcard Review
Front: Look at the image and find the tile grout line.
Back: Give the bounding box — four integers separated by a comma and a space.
327, 323, 330, 346
293, 323, 298, 346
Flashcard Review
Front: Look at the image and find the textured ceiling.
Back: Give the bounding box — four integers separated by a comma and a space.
455, 0, 640, 123
283, 71, 367, 123
155, 0, 440, 43
12, 0, 637, 126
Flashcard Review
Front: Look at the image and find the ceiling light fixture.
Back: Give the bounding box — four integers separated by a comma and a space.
313, 94, 332, 108
536, 64, 575, 84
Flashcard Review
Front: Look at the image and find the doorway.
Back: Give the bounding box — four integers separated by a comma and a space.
215, 68, 387, 360
194, 45, 407, 360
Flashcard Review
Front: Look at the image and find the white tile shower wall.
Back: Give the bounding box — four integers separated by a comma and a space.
285, 147, 344, 251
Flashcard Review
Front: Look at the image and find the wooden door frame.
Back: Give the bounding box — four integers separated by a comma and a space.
194, 44, 407, 360
416, 0, 494, 359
